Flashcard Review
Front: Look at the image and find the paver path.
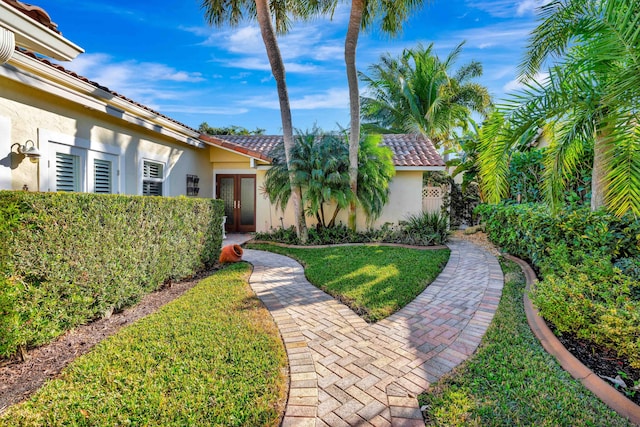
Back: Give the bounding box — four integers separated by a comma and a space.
243, 239, 504, 427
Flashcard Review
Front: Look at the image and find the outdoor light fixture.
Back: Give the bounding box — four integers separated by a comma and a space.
18, 140, 41, 163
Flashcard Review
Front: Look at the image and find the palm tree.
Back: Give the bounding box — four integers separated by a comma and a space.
263, 129, 394, 228
201, 0, 332, 241
478, 0, 640, 216
344, 0, 427, 231
360, 42, 491, 151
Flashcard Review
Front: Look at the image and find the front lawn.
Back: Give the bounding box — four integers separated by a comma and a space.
419, 258, 633, 426
247, 244, 450, 322
0, 263, 287, 427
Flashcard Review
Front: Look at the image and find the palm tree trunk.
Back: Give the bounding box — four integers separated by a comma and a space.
255, 0, 308, 242
345, 0, 364, 232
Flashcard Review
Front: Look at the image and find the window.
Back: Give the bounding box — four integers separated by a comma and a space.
55, 153, 80, 192
142, 160, 163, 196
40, 131, 121, 194
93, 159, 112, 194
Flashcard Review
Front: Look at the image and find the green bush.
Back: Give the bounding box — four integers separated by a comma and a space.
531, 257, 640, 368
476, 203, 640, 267
0, 191, 224, 360
477, 202, 640, 369
254, 213, 450, 247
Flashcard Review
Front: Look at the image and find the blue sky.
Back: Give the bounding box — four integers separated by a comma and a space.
38, 0, 548, 134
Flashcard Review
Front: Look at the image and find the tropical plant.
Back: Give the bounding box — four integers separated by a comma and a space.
360, 42, 492, 151
263, 129, 394, 228
478, 0, 640, 217
343, 0, 427, 231
200, 0, 334, 241
198, 122, 265, 135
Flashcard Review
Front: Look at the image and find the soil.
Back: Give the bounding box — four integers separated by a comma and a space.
0, 268, 218, 413
553, 327, 640, 406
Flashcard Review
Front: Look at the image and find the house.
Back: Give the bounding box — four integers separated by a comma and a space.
202, 134, 445, 232
0, 0, 445, 234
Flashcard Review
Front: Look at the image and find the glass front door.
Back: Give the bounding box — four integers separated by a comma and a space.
216, 174, 256, 232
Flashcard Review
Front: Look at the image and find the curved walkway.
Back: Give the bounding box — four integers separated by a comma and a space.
243, 239, 504, 427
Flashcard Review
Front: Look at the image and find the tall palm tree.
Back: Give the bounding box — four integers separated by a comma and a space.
360, 42, 491, 150
344, 0, 427, 231
478, 0, 640, 216
201, 0, 332, 241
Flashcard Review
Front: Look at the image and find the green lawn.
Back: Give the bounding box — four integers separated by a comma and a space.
247, 244, 450, 322
419, 258, 633, 426
0, 263, 287, 427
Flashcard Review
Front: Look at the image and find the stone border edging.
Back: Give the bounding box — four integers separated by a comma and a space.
503, 254, 640, 426
247, 239, 448, 251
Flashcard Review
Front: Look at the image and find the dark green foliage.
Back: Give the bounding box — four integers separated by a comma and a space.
255, 212, 450, 247
0, 191, 224, 360
401, 211, 450, 246
477, 203, 639, 267
478, 202, 640, 369
263, 129, 395, 228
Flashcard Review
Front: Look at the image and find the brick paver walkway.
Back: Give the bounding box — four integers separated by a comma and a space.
243, 239, 503, 427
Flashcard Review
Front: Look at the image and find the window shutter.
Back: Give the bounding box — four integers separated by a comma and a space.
142, 160, 163, 196
56, 153, 80, 192
94, 159, 112, 194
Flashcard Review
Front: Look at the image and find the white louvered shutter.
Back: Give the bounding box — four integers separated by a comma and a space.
94, 159, 112, 194
56, 153, 80, 192
142, 160, 163, 196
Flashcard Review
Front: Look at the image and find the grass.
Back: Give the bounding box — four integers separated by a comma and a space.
247, 243, 450, 322
419, 258, 634, 426
0, 263, 287, 427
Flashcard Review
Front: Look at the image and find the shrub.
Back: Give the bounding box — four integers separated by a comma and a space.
0, 191, 224, 360
478, 202, 640, 370
401, 211, 450, 246
531, 257, 640, 368
254, 212, 450, 247
476, 203, 640, 267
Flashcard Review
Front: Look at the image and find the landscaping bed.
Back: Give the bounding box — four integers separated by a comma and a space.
0, 263, 287, 426
420, 258, 633, 426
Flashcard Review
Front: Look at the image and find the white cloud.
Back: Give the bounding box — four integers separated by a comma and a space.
465, 0, 551, 17
502, 71, 549, 92
241, 88, 349, 110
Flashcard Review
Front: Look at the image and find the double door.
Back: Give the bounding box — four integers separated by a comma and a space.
216, 174, 256, 233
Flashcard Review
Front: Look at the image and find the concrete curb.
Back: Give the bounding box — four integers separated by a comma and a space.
504, 254, 640, 426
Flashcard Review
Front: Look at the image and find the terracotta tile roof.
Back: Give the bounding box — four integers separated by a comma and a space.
15, 48, 200, 134
380, 134, 445, 167
2, 0, 60, 33
199, 134, 272, 162
208, 134, 445, 168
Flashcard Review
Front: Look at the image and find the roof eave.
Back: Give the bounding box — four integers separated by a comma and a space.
3, 50, 203, 148
0, 2, 83, 61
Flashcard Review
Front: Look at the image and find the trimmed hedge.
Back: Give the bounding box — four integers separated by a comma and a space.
476, 203, 640, 269
477, 203, 640, 368
0, 191, 224, 360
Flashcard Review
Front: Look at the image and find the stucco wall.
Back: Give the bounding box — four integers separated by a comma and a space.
253, 169, 426, 233
0, 76, 212, 197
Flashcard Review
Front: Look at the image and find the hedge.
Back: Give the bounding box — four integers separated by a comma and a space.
476, 203, 640, 269
477, 203, 640, 368
0, 191, 224, 360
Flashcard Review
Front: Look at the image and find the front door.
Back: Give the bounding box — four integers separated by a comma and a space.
216, 174, 256, 233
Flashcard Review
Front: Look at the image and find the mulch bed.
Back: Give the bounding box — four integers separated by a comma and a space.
552, 326, 640, 406
0, 268, 219, 413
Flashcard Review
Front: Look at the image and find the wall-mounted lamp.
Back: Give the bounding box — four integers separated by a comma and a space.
18, 140, 41, 163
